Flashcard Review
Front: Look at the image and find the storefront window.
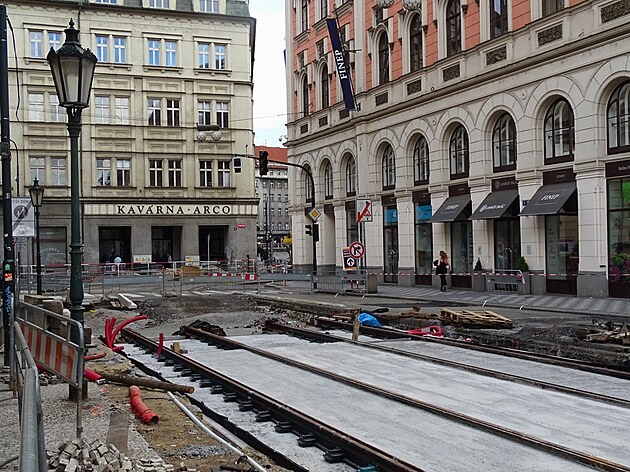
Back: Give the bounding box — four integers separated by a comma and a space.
451, 221, 472, 274
545, 214, 579, 276
37, 227, 67, 267
608, 178, 630, 295
383, 205, 398, 283
494, 218, 520, 271
346, 208, 359, 245
415, 204, 433, 275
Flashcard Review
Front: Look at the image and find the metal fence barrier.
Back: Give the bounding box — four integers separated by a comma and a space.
484, 269, 530, 309
12, 321, 46, 472
311, 273, 369, 295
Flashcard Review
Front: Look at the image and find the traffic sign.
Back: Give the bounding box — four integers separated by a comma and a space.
308, 208, 321, 222
12, 197, 35, 237
356, 198, 372, 223
342, 248, 357, 271
349, 241, 365, 259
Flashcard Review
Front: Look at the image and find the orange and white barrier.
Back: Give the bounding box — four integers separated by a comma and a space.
242, 273, 258, 281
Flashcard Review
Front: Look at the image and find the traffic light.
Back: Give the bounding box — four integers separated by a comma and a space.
259, 150, 269, 176
313, 223, 319, 242
305, 224, 312, 236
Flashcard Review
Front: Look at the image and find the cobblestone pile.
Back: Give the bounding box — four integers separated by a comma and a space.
46, 439, 198, 472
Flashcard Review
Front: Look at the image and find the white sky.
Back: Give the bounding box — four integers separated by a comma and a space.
250, 0, 288, 146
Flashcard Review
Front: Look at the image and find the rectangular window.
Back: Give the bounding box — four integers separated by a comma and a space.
320, 0, 328, 19
95, 96, 110, 124
168, 160, 182, 187
117, 159, 131, 186
30, 157, 45, 185
216, 101, 229, 128
48, 32, 61, 51
148, 39, 160, 65
198, 43, 210, 68
301, 0, 308, 32
198, 100, 212, 125
113, 36, 126, 63
148, 98, 161, 126
96, 159, 111, 186
217, 161, 231, 187
95, 0, 117, 3
28, 93, 44, 121
51, 158, 66, 186
166, 99, 180, 127
115, 97, 130, 125
215, 44, 226, 69
96, 35, 109, 62
30, 31, 43, 58
149, 160, 163, 186
49, 95, 63, 123
542, 0, 564, 16
165, 41, 177, 67
199, 160, 212, 187
199, 0, 219, 12
149, 0, 169, 7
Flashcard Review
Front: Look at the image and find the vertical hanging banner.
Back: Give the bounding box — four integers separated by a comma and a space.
326, 18, 356, 111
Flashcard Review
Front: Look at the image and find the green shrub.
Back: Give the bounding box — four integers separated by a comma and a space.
517, 256, 529, 272
474, 258, 483, 271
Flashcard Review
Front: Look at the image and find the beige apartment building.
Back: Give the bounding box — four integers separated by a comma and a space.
285, 0, 630, 298
6, 0, 256, 268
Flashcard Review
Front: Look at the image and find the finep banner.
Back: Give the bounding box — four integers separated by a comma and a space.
326, 18, 356, 111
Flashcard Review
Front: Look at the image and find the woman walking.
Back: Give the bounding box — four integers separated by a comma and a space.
436, 250, 449, 292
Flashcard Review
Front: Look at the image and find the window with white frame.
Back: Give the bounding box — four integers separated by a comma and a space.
97, 159, 111, 186
492, 113, 517, 170
198, 43, 210, 68
168, 160, 182, 186
320, 64, 329, 109
117, 159, 131, 186
28, 93, 44, 121
149, 0, 169, 8
544, 99, 574, 162
217, 161, 231, 187
113, 36, 126, 63
30, 157, 46, 184
382, 145, 396, 189
300, 0, 309, 32
29, 31, 43, 58
115, 97, 130, 125
490, 0, 509, 38
48, 32, 61, 51
51, 158, 66, 186
215, 44, 226, 69
198, 100, 212, 125
446, 0, 462, 56
147, 98, 161, 126
96, 35, 109, 62
301, 75, 309, 117
216, 102, 229, 128
542, 0, 564, 16
49, 95, 63, 123
199, 160, 212, 187
149, 160, 163, 186
409, 14, 423, 72
199, 0, 219, 12
95, 96, 110, 124
148, 39, 160, 65
95, 0, 117, 3
319, 0, 329, 20
304, 165, 313, 203
449, 125, 469, 178
165, 41, 177, 67
378, 32, 389, 85
607, 81, 630, 153
413, 136, 430, 183
166, 99, 180, 127
324, 162, 333, 199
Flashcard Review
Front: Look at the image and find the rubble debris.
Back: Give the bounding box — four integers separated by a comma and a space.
578, 321, 630, 345
47, 438, 199, 471
439, 308, 513, 329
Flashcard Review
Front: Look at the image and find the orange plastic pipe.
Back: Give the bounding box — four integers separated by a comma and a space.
129, 386, 160, 425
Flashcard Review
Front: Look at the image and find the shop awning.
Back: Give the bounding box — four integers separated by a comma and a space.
429, 195, 471, 222
520, 182, 576, 216
469, 190, 519, 220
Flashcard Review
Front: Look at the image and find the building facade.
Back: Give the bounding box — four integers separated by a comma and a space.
7, 0, 256, 268
285, 0, 630, 297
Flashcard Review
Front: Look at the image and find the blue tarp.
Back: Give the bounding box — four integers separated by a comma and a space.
357, 313, 382, 327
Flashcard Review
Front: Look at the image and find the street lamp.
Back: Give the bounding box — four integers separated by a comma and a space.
28, 178, 44, 295
47, 19, 96, 400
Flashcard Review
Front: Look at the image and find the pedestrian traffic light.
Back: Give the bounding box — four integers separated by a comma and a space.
259, 150, 269, 176
305, 224, 312, 236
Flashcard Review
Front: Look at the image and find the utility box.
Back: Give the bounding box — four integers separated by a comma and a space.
366, 274, 378, 293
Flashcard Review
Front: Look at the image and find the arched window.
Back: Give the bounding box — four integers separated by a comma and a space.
409, 14, 423, 72
450, 125, 469, 178
378, 33, 390, 85
446, 0, 461, 57
346, 156, 357, 195
544, 99, 574, 162
607, 81, 630, 153
413, 136, 430, 183
324, 161, 333, 199
320, 64, 329, 109
490, 0, 508, 38
492, 113, 517, 171
304, 165, 313, 203
301, 75, 309, 118
382, 145, 396, 189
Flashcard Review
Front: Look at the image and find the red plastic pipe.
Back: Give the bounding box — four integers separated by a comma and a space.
109, 315, 148, 348
157, 332, 164, 357
129, 386, 160, 424
84, 353, 106, 361
84, 368, 104, 383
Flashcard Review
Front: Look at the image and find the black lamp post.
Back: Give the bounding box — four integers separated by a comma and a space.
47, 19, 96, 400
28, 178, 44, 295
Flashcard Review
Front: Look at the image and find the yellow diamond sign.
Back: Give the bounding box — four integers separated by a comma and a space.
308, 208, 321, 221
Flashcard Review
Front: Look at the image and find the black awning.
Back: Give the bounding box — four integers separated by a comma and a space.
469, 190, 519, 220
520, 182, 576, 216
429, 195, 471, 222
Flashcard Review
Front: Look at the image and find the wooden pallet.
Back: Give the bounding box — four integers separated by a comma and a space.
440, 308, 513, 329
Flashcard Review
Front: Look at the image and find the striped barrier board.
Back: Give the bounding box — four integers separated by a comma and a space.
19, 321, 80, 385
208, 273, 242, 277
242, 273, 258, 281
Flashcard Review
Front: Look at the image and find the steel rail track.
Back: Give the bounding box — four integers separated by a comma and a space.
181, 325, 630, 472
314, 317, 630, 379
120, 327, 423, 472
264, 321, 630, 408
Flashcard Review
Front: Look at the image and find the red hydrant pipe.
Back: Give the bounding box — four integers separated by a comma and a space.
129, 386, 159, 424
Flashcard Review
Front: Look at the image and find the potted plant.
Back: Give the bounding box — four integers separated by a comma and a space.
472, 258, 486, 292
516, 256, 531, 294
